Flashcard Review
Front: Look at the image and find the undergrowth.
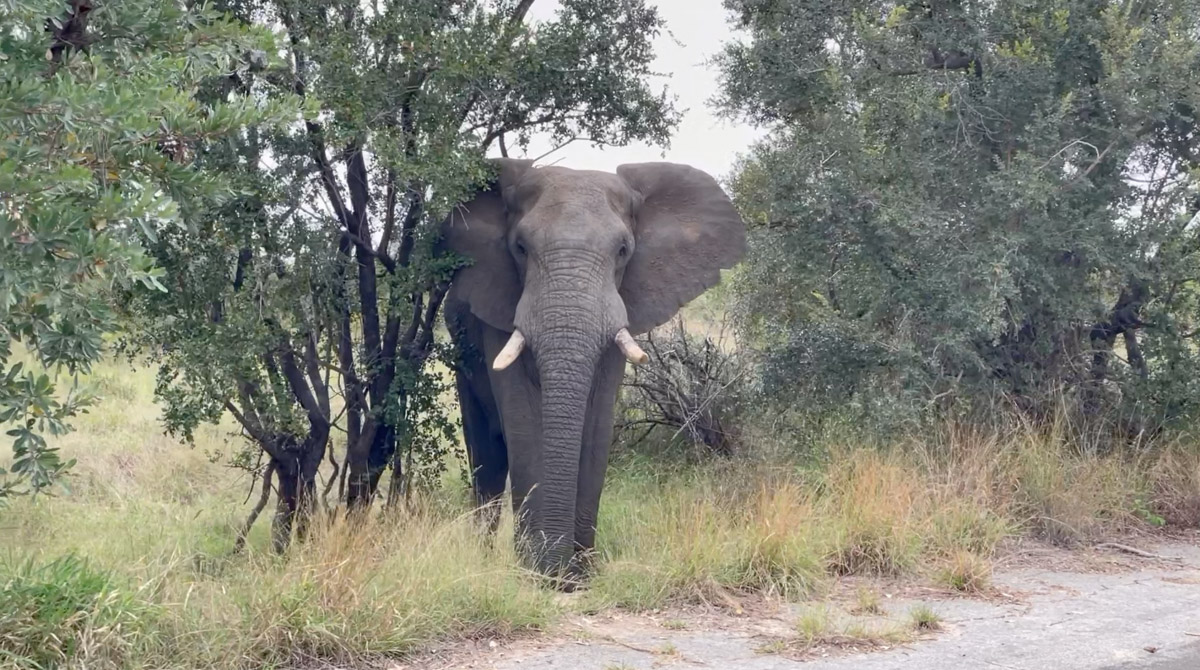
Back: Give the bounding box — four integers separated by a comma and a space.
1, 360, 1197, 668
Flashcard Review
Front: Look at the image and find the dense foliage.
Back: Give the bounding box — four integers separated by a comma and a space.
128, 0, 679, 546
720, 0, 1200, 438
0, 0, 298, 499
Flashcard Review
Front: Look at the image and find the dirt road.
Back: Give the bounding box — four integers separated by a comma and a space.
401, 537, 1200, 670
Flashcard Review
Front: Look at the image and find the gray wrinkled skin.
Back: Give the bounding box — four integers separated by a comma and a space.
441, 159, 746, 582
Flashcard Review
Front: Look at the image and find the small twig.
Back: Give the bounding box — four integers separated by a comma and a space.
594, 635, 709, 666
233, 460, 276, 553
1094, 542, 1182, 562
240, 450, 264, 505
322, 436, 339, 511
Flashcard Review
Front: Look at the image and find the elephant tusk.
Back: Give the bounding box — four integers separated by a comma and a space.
493, 329, 526, 370
615, 328, 649, 365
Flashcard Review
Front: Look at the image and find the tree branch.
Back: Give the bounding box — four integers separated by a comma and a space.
281, 11, 356, 232
233, 459, 276, 553
277, 338, 328, 424
304, 330, 330, 416
378, 169, 397, 256
455, 0, 537, 126
225, 398, 271, 447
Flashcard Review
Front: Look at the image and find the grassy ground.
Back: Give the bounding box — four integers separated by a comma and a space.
1, 355, 1199, 669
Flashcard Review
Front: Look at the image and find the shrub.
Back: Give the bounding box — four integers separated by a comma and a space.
618, 318, 752, 458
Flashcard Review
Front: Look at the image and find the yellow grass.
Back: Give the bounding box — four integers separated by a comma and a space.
1, 357, 1197, 668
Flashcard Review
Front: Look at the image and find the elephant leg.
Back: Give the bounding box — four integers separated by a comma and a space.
574, 346, 627, 560
446, 298, 510, 533
457, 371, 508, 533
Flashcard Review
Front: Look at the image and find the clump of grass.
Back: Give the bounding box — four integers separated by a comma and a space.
1009, 427, 1145, 544
795, 605, 832, 647
1149, 445, 1200, 527
822, 451, 924, 576
585, 472, 827, 610
759, 605, 911, 656
734, 481, 828, 597
909, 605, 941, 631
936, 550, 992, 593
841, 621, 911, 646
655, 642, 679, 657
755, 638, 790, 654
0, 554, 157, 669
165, 505, 558, 667
851, 586, 884, 615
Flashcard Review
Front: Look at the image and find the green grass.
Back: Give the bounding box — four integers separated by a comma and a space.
0, 554, 157, 669
754, 602, 912, 656
852, 586, 884, 615
909, 605, 942, 631
935, 550, 992, 593
795, 605, 832, 647
1, 357, 1197, 668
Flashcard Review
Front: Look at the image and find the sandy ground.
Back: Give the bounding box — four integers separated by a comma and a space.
392, 533, 1200, 670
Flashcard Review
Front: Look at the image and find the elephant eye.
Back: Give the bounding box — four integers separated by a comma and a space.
618, 243, 628, 258
514, 240, 527, 257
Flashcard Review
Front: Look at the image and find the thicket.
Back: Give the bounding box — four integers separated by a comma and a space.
716, 0, 1200, 445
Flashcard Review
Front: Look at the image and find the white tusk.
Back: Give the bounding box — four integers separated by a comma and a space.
493, 329, 526, 370
615, 328, 649, 365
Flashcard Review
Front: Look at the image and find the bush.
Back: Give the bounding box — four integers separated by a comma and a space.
720, 0, 1200, 443
618, 318, 752, 458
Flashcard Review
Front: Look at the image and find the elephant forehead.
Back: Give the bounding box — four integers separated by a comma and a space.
519, 168, 633, 212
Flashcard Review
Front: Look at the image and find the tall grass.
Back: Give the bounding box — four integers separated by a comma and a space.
0, 555, 156, 669
1, 358, 1198, 668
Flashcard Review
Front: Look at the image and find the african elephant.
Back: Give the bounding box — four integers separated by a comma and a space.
441, 158, 745, 582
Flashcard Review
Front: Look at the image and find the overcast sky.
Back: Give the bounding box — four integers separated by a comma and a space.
496, 0, 763, 182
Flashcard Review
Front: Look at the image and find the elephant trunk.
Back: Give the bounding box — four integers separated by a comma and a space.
526, 293, 606, 579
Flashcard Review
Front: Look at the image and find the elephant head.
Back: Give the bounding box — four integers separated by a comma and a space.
443, 158, 745, 576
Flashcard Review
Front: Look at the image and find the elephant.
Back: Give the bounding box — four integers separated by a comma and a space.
441, 158, 745, 583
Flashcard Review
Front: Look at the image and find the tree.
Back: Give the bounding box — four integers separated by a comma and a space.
0, 0, 299, 500
718, 0, 1200, 437
132, 0, 679, 548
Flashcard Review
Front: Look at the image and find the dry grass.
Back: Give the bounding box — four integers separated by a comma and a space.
1, 358, 1198, 668
935, 550, 993, 593
756, 603, 911, 658
156, 510, 556, 667
1149, 445, 1200, 527
851, 586, 884, 615
908, 605, 942, 631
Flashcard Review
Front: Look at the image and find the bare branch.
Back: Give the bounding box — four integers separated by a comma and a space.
233, 460, 276, 553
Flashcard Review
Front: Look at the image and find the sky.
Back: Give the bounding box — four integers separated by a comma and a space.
498, 0, 764, 182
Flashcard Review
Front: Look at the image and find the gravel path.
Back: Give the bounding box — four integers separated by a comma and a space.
399, 537, 1200, 670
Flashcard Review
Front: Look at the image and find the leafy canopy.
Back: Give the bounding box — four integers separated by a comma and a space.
129, 0, 679, 537
720, 0, 1200, 436
0, 0, 301, 498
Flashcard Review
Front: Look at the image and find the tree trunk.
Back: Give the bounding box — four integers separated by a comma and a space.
345, 423, 394, 510
268, 426, 329, 552
1087, 282, 1148, 415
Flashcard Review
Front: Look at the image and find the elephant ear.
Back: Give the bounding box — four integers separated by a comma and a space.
616, 162, 746, 335
442, 158, 534, 331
